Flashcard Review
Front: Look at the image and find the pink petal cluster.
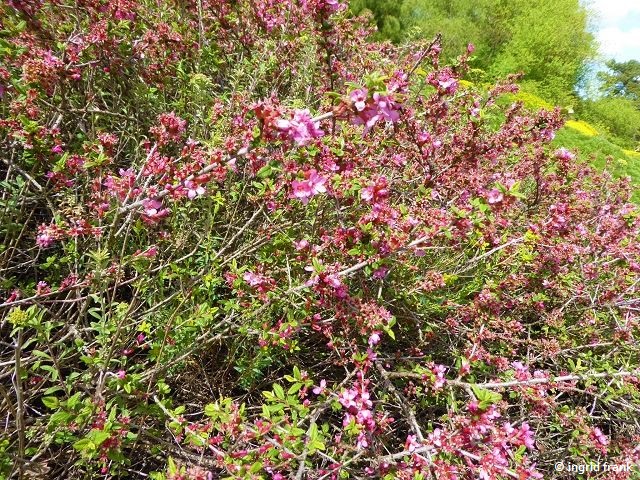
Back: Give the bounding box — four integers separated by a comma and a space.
555, 147, 575, 161
487, 188, 504, 204
436, 71, 459, 94
351, 90, 402, 133
339, 380, 376, 449
290, 169, 327, 204
360, 176, 389, 203
36, 223, 65, 248
141, 198, 170, 224
184, 179, 205, 199
243, 271, 267, 287
276, 109, 324, 146
312, 379, 327, 395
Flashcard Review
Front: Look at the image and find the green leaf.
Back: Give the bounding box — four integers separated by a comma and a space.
41, 396, 59, 409
167, 457, 178, 475
273, 384, 285, 400
308, 423, 319, 442
288, 383, 303, 395
73, 438, 95, 452
471, 385, 502, 409
88, 430, 111, 446
204, 403, 219, 418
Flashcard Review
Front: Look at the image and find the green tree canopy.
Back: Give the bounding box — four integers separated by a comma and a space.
598, 59, 640, 105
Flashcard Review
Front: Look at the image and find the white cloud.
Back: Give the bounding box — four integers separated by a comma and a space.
587, 0, 640, 27
597, 27, 640, 61
585, 0, 640, 61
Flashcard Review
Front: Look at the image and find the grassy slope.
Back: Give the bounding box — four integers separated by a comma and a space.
504, 91, 640, 202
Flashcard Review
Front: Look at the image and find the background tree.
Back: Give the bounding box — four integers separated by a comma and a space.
349, 0, 404, 42
352, 0, 596, 104
598, 59, 640, 105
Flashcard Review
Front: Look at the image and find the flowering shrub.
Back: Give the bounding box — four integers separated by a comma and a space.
1, 1, 640, 479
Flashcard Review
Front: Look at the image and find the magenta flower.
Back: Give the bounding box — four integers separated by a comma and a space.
141, 199, 170, 224
349, 88, 368, 112
293, 239, 309, 250
312, 379, 327, 395
438, 78, 458, 93
520, 422, 536, 449
36, 223, 65, 248
185, 179, 205, 199
36, 281, 51, 295
591, 427, 609, 446
372, 92, 400, 122
368, 331, 381, 347
555, 147, 575, 161
290, 169, 327, 204
372, 265, 389, 280
338, 388, 358, 410
276, 109, 324, 146
487, 188, 504, 204
405, 434, 420, 453
324, 0, 342, 12
116, 370, 126, 379
243, 271, 264, 287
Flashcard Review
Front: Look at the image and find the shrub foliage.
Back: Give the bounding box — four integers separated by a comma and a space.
1, 1, 640, 479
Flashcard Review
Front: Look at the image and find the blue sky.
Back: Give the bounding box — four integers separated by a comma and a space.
589, 0, 640, 62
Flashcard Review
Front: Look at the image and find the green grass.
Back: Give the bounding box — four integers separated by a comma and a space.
552, 126, 640, 202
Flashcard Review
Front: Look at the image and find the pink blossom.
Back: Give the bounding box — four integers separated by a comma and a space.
431, 364, 447, 390
141, 198, 170, 224
519, 422, 536, 449
243, 271, 264, 287
349, 88, 368, 112
276, 109, 324, 146
293, 239, 309, 250
438, 78, 458, 93
291, 169, 327, 204
591, 427, 609, 446
338, 388, 358, 410
368, 331, 381, 347
185, 179, 206, 199
324, 274, 342, 288
356, 432, 369, 449
313, 379, 327, 395
323, 0, 342, 12
36, 223, 65, 248
405, 434, 420, 452
555, 147, 575, 160
372, 266, 389, 280
487, 188, 504, 204
373, 92, 400, 122
116, 370, 126, 379
36, 281, 51, 295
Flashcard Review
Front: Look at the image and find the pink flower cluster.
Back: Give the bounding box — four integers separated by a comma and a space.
290, 169, 327, 204
360, 176, 389, 204
141, 198, 170, 224
276, 109, 324, 146
339, 380, 376, 449
349, 88, 402, 133
150, 112, 187, 145
36, 222, 65, 248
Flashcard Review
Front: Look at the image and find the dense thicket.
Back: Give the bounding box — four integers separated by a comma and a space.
1, 1, 640, 479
